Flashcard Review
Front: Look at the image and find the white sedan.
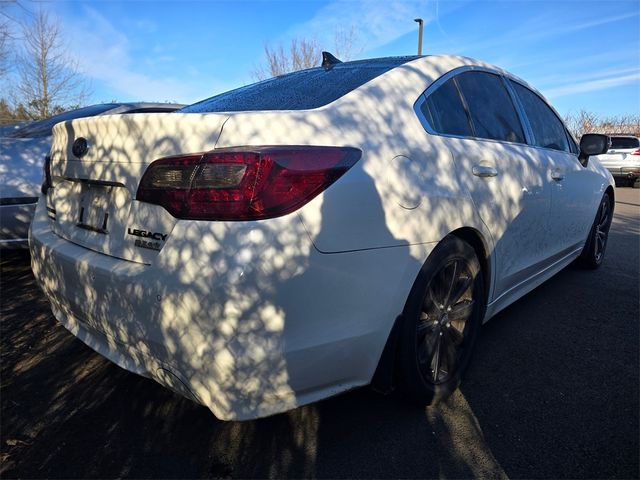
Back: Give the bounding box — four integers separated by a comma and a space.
30, 54, 614, 421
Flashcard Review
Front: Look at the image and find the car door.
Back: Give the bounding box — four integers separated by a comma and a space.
508, 80, 599, 255
416, 70, 553, 301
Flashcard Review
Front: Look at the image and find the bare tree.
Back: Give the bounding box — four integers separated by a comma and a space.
252, 27, 361, 81
564, 110, 640, 138
253, 38, 320, 80
0, 2, 16, 80
15, 10, 89, 119
0, 20, 9, 78
332, 26, 358, 61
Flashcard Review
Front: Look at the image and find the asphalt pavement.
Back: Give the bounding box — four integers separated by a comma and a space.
1, 188, 638, 479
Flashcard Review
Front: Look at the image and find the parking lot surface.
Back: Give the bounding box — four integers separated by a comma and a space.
1, 188, 638, 479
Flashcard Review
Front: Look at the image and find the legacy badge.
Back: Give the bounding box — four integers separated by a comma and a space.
128, 227, 168, 251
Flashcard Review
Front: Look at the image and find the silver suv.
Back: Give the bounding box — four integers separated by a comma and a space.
596, 135, 640, 187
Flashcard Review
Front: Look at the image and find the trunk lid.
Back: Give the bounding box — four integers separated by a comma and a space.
47, 112, 230, 264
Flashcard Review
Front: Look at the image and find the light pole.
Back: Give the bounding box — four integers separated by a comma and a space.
414, 18, 424, 55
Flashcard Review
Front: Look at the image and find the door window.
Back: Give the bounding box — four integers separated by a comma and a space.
456, 71, 525, 144
511, 81, 570, 152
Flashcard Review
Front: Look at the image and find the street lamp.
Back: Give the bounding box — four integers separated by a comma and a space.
414, 18, 424, 55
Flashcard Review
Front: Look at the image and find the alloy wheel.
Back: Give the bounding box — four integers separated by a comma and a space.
416, 258, 475, 385
594, 198, 611, 263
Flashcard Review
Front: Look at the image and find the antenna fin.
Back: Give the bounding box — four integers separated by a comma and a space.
321, 51, 342, 70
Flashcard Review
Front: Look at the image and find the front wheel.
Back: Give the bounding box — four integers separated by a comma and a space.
397, 236, 485, 405
578, 193, 613, 269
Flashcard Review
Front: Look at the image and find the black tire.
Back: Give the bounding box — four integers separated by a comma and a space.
578, 193, 613, 269
397, 236, 485, 405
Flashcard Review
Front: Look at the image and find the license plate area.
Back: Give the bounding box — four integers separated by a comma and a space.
76, 183, 116, 235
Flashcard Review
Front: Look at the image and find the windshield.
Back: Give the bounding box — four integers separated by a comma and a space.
610, 137, 639, 149
9, 104, 119, 138
180, 57, 420, 113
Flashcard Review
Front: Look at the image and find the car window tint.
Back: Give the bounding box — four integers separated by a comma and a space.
456, 72, 525, 144
181, 57, 419, 113
567, 132, 579, 155
610, 137, 639, 149
421, 78, 472, 136
511, 82, 569, 152
9, 104, 119, 138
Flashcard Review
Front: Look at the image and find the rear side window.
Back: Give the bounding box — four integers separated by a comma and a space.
421, 78, 472, 136
456, 72, 525, 144
611, 137, 639, 149
511, 82, 570, 152
181, 57, 419, 113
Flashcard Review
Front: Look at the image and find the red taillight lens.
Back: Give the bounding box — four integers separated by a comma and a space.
136, 146, 362, 220
630, 148, 640, 156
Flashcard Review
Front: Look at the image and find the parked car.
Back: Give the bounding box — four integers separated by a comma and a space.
0, 121, 32, 137
0, 103, 185, 247
595, 135, 640, 187
30, 54, 613, 421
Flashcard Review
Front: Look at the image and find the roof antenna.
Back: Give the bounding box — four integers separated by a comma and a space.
321, 51, 342, 70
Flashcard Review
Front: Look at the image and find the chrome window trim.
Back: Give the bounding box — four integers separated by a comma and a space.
414, 66, 582, 160
413, 65, 531, 148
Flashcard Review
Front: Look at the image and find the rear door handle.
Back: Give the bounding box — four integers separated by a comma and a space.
472, 165, 498, 178
551, 169, 565, 181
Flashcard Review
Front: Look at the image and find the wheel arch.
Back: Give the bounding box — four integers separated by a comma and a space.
448, 227, 492, 308
605, 185, 615, 206
371, 226, 491, 393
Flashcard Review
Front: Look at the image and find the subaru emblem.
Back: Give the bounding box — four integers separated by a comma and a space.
72, 137, 89, 158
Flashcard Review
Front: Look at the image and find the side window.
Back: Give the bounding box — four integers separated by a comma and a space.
456, 71, 525, 144
567, 131, 579, 155
421, 78, 473, 137
511, 82, 570, 152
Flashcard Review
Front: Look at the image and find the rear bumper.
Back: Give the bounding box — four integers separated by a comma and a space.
29, 198, 426, 420
604, 166, 640, 179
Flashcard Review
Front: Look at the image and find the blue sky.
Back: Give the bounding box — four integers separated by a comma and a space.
9, 0, 640, 117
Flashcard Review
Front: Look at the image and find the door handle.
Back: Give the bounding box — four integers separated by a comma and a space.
551, 169, 565, 181
472, 165, 498, 178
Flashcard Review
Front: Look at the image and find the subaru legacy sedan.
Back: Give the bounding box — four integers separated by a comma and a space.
30, 55, 613, 420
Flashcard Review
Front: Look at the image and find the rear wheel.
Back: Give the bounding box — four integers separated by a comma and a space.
578, 194, 613, 269
398, 236, 484, 405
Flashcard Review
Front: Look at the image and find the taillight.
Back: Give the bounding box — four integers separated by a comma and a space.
136, 146, 362, 220
630, 149, 640, 156
41, 155, 52, 194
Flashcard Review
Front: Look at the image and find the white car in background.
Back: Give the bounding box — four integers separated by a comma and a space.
30, 54, 613, 421
0, 103, 185, 247
596, 135, 640, 187
0, 121, 32, 137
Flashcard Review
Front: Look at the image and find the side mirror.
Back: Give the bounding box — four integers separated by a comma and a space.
579, 134, 610, 166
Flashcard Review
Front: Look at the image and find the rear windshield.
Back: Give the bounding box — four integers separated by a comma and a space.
9, 104, 118, 138
180, 56, 420, 113
610, 137, 639, 149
